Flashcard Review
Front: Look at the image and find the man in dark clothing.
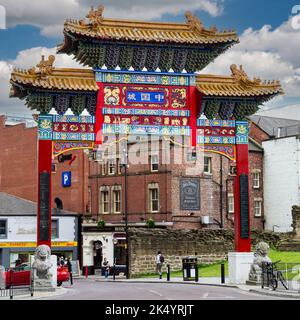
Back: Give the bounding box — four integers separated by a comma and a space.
66, 258, 73, 285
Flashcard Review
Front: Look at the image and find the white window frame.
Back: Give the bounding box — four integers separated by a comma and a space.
112, 186, 122, 214
228, 194, 234, 214
99, 187, 110, 214
204, 156, 212, 175
150, 154, 159, 172
149, 184, 159, 213
51, 219, 59, 239
254, 200, 262, 217
253, 172, 260, 189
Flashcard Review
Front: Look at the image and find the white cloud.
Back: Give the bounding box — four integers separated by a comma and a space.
1, 0, 223, 37
0, 47, 84, 115
202, 17, 300, 108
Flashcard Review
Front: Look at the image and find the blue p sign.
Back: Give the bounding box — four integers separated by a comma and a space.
62, 172, 71, 187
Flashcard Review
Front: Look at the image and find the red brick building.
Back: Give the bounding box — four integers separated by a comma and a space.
0, 115, 89, 214
88, 122, 268, 230
0, 114, 268, 230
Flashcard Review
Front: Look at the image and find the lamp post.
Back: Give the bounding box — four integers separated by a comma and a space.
122, 147, 130, 279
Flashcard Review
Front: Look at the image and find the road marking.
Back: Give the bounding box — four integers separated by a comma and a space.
202, 293, 209, 298
149, 289, 164, 297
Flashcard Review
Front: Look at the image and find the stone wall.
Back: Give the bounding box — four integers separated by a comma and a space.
128, 228, 291, 277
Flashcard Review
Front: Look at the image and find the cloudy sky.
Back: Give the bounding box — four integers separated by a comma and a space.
0, 0, 299, 115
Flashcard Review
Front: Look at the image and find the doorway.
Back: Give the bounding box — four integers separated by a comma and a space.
93, 241, 103, 270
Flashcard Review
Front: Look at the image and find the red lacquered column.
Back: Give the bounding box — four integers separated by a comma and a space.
37, 139, 52, 247
234, 121, 251, 252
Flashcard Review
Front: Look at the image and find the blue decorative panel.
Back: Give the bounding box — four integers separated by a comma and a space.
52, 132, 95, 141
126, 91, 165, 104
197, 136, 236, 144
102, 124, 190, 136
102, 108, 190, 117
236, 121, 249, 144
53, 115, 95, 124
96, 71, 194, 86
38, 115, 53, 140
197, 119, 236, 127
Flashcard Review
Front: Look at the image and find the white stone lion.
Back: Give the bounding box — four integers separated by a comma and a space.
32, 245, 53, 280
249, 241, 272, 282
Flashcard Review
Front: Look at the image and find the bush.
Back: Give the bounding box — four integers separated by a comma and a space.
146, 218, 155, 228
97, 220, 106, 229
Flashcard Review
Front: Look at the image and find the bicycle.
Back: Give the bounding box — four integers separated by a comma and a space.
262, 260, 288, 291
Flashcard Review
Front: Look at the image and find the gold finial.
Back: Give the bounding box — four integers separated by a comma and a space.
230, 64, 261, 85
185, 11, 203, 33
86, 4, 104, 26
36, 55, 55, 76
230, 64, 249, 81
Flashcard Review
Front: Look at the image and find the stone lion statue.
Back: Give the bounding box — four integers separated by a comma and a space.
32, 245, 53, 281
248, 241, 272, 283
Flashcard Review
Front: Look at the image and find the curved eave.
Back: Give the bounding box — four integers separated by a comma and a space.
57, 24, 239, 54
10, 68, 98, 95
196, 75, 284, 100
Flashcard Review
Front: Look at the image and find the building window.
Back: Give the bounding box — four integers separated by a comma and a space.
101, 163, 106, 176
204, 157, 212, 174
113, 188, 122, 213
253, 172, 260, 189
100, 188, 110, 214
51, 219, 59, 239
0, 220, 7, 239
117, 158, 122, 175
228, 194, 234, 214
150, 155, 159, 172
149, 183, 159, 212
108, 160, 116, 175
254, 200, 262, 217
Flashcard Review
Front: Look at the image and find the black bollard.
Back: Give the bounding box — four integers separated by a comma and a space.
113, 264, 116, 281
221, 263, 225, 284
167, 264, 170, 281
195, 264, 199, 282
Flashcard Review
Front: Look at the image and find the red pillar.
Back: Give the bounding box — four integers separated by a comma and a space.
189, 83, 198, 148
37, 139, 52, 247
234, 121, 251, 252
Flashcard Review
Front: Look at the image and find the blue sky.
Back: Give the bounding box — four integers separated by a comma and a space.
0, 0, 300, 115
0, 0, 297, 60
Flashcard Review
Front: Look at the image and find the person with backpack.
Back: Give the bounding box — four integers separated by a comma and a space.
156, 251, 164, 279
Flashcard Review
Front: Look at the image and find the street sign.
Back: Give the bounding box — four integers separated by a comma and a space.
62, 171, 71, 187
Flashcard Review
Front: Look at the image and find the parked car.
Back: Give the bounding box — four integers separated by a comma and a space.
4, 263, 70, 288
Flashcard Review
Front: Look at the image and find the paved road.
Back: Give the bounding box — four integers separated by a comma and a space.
42, 278, 290, 300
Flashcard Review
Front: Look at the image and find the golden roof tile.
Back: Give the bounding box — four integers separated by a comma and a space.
59, 6, 239, 47
10, 56, 98, 92
196, 65, 284, 97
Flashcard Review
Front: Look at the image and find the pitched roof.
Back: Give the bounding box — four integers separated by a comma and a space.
58, 7, 238, 50
249, 115, 300, 137
10, 57, 98, 93
196, 65, 283, 99
0, 192, 77, 216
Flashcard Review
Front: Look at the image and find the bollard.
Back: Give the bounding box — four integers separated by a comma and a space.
167, 264, 170, 281
195, 264, 199, 282
221, 263, 225, 284
85, 265, 88, 279
113, 264, 116, 281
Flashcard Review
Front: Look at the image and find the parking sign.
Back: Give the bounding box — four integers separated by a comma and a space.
62, 171, 71, 187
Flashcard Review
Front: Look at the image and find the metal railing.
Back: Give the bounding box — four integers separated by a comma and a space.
262, 261, 300, 292
0, 267, 34, 299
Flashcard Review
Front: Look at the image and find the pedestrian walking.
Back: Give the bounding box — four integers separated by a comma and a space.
102, 258, 110, 280
156, 251, 164, 279
59, 256, 65, 266
66, 258, 73, 285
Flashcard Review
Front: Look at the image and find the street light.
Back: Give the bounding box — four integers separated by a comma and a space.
122, 147, 130, 279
